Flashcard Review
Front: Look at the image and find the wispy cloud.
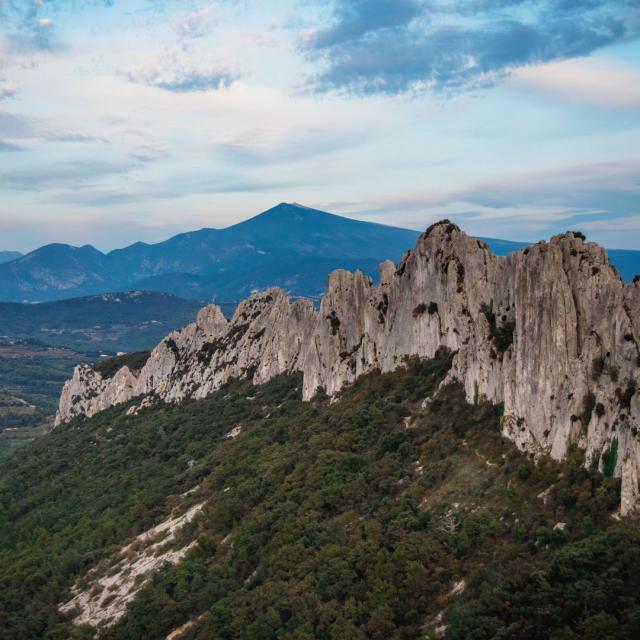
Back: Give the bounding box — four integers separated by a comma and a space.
0, 141, 23, 152
0, 109, 108, 147
511, 57, 640, 108
0, 84, 19, 100
302, 0, 640, 95
333, 160, 640, 243
0, 111, 36, 138
4, 7, 59, 52
49, 173, 308, 207
177, 3, 220, 41
124, 50, 238, 92
214, 122, 370, 167
580, 215, 640, 231
0, 159, 137, 191
120, 2, 239, 93
445, 161, 640, 213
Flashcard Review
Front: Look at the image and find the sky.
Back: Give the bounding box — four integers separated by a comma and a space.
0, 0, 639, 253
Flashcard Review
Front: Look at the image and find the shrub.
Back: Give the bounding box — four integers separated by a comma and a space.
480, 302, 515, 355
93, 351, 151, 379
412, 303, 427, 318
326, 311, 341, 335
592, 357, 605, 380
616, 380, 637, 410
580, 392, 596, 429
602, 439, 619, 477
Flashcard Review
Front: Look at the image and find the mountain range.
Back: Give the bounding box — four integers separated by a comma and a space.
2, 203, 638, 303
0, 204, 419, 303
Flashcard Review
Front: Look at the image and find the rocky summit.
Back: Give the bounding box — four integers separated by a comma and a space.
57, 222, 640, 515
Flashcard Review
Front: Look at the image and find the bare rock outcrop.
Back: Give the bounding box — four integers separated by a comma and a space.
56, 290, 316, 424
56, 223, 640, 515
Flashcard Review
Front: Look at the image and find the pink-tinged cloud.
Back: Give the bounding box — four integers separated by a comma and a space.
512, 58, 640, 107
0, 84, 19, 100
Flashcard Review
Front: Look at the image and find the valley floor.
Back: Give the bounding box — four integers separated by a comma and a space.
0, 341, 92, 451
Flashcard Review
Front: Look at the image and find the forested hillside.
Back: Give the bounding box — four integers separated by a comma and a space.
0, 355, 637, 639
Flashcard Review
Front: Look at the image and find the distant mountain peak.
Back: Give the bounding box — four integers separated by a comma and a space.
258, 202, 322, 217
289, 202, 315, 210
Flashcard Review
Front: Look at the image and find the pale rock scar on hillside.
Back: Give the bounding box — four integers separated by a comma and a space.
56, 223, 640, 515
60, 501, 205, 628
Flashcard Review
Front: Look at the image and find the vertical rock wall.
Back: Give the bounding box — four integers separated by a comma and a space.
56, 223, 640, 514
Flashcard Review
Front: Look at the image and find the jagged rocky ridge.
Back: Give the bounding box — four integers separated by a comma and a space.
57, 223, 640, 515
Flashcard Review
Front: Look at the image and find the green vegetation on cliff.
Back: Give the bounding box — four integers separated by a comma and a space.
0, 354, 637, 639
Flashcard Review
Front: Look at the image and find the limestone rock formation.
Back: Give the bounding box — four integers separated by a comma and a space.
56, 292, 316, 423
56, 223, 640, 515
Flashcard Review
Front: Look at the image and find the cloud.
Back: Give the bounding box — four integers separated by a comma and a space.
0, 84, 18, 100
302, 0, 640, 95
511, 57, 640, 108
304, 0, 423, 49
0, 159, 137, 191
177, 3, 219, 41
0, 109, 108, 147
331, 160, 640, 243
580, 215, 640, 231
48, 173, 307, 207
47, 132, 108, 144
0, 141, 23, 152
124, 48, 238, 92
4, 8, 59, 52
373, 160, 640, 214
213, 123, 369, 167
447, 161, 640, 217
0, 0, 115, 52
0, 111, 36, 138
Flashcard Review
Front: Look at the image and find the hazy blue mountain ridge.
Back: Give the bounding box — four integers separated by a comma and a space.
0, 251, 22, 264
0, 204, 420, 302
0, 203, 638, 302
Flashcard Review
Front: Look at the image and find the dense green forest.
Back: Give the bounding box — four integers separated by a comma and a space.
0, 354, 637, 639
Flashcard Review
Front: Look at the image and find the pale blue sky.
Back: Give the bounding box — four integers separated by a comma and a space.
0, 0, 639, 252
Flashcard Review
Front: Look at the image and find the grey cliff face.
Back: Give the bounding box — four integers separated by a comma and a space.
56, 223, 640, 515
